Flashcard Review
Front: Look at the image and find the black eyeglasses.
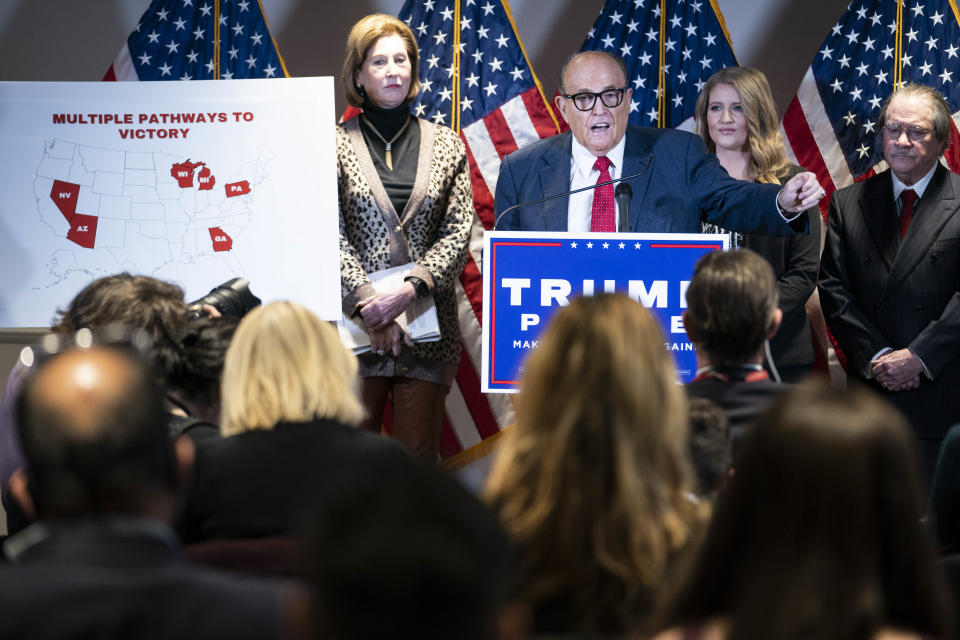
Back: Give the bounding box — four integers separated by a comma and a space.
562, 87, 628, 112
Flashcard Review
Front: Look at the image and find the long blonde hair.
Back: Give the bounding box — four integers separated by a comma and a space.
484, 294, 703, 634
694, 67, 792, 185
219, 301, 365, 435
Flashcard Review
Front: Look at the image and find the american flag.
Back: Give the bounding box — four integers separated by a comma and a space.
104, 0, 287, 81
577, 0, 739, 130
781, 0, 960, 206
396, 0, 560, 462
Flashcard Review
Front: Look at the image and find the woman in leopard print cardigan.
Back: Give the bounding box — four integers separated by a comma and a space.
337, 14, 472, 463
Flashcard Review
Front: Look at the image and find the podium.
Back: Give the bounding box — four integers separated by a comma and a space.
481, 231, 729, 393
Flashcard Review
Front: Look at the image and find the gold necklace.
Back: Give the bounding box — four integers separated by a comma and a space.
361, 115, 411, 171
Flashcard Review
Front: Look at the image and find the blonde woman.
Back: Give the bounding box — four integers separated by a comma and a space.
484, 294, 705, 637
695, 67, 823, 383
179, 301, 401, 543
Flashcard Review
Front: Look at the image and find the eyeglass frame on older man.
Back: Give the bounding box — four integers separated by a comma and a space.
561, 87, 629, 112
882, 122, 932, 142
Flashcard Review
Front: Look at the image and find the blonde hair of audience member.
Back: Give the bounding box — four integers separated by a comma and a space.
694, 67, 792, 185
341, 13, 420, 108
653, 380, 948, 640
485, 294, 704, 635
219, 302, 365, 436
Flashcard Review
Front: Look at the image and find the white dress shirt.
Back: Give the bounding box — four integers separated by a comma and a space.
566, 135, 627, 232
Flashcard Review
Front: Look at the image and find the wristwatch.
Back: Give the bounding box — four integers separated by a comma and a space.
405, 276, 429, 299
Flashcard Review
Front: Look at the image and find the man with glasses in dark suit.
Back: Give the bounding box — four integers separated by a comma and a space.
819, 83, 960, 483
494, 50, 823, 233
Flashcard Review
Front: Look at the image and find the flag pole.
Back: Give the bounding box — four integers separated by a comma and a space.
213, 1, 221, 80
657, 0, 666, 127
453, 0, 462, 133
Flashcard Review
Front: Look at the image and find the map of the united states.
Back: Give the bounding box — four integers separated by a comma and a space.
33, 138, 271, 283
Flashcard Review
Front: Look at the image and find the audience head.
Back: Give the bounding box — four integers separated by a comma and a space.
555, 51, 632, 157
686, 397, 732, 498
308, 458, 518, 640
50, 273, 189, 383
15, 342, 175, 520
684, 249, 780, 368
219, 301, 365, 436
342, 13, 420, 108
662, 380, 948, 640
695, 66, 791, 184
877, 83, 949, 185
486, 294, 701, 635
165, 315, 239, 423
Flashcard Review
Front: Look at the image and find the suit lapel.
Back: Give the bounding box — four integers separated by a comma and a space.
861, 172, 900, 271
623, 129, 655, 233
536, 134, 572, 231
887, 164, 959, 292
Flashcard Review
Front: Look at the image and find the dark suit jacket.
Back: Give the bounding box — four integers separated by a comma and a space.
819, 164, 960, 438
493, 127, 806, 235
742, 166, 823, 373
0, 522, 286, 640
686, 379, 791, 458
179, 418, 406, 543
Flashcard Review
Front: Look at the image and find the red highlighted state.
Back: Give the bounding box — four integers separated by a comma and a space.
67, 214, 98, 248
197, 166, 216, 191
209, 227, 233, 252
170, 160, 205, 188
224, 180, 251, 197
50, 180, 79, 221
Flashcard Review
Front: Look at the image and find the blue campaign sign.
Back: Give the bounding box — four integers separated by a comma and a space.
481, 231, 729, 393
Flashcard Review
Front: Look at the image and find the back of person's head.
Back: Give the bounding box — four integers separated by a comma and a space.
485, 294, 701, 635
165, 315, 239, 420
219, 301, 365, 435
687, 397, 732, 498
51, 273, 189, 381
662, 380, 948, 640
15, 344, 175, 519
684, 249, 779, 367
308, 457, 517, 640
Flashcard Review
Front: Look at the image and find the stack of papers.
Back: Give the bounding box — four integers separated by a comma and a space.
337, 262, 441, 354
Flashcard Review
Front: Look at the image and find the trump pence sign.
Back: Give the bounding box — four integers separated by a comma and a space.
481, 232, 728, 393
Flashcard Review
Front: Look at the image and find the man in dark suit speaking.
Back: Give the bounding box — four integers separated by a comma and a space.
493, 51, 824, 233
819, 84, 960, 479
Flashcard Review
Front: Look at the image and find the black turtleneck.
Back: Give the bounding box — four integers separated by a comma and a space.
359, 100, 420, 217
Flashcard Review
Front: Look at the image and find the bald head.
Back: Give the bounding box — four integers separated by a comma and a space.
555, 51, 632, 157
17, 346, 173, 518
31, 348, 140, 440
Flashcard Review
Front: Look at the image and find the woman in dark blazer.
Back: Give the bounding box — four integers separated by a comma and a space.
179, 301, 401, 543
696, 67, 824, 383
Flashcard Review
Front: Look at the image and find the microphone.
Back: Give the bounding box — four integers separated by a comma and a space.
492, 156, 653, 231
615, 182, 633, 233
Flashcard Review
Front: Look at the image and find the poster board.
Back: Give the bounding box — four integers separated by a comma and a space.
0, 77, 340, 327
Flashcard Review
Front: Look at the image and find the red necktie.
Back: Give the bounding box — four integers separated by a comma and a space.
590, 156, 615, 232
899, 189, 917, 240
